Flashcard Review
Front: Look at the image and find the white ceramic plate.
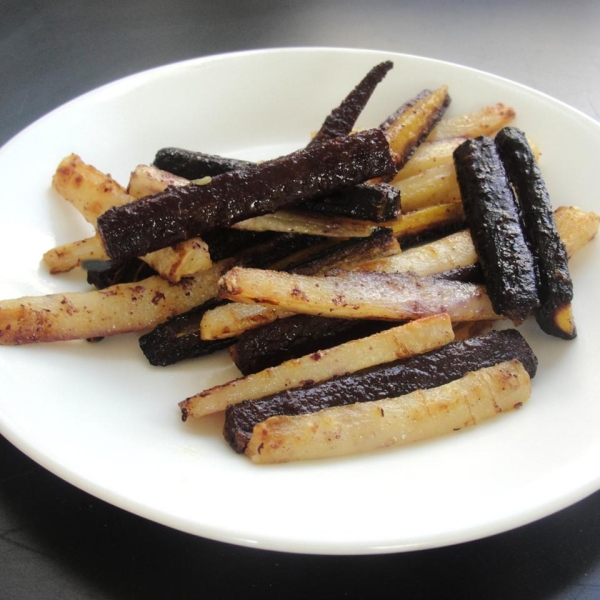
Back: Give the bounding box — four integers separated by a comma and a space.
0, 48, 599, 555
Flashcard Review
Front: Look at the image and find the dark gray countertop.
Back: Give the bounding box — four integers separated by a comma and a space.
1, 1, 599, 598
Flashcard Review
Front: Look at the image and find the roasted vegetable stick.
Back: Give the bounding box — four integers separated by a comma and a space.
218, 268, 500, 322
392, 162, 461, 212
45, 233, 212, 282
132, 163, 400, 228
153, 148, 253, 180
359, 206, 598, 275
242, 193, 462, 248
0, 261, 230, 345
555, 206, 600, 256
383, 86, 451, 170
182, 314, 453, 418
139, 301, 234, 366
245, 360, 530, 463
230, 316, 393, 376
378, 90, 429, 131
392, 137, 466, 181
232, 209, 379, 237
142, 238, 212, 283
454, 136, 538, 322
224, 328, 537, 452
52, 154, 132, 224
201, 303, 293, 341
97, 129, 396, 260
309, 60, 393, 146
127, 164, 189, 198
301, 182, 400, 222
387, 202, 465, 244
45, 234, 212, 283
427, 103, 516, 141
357, 229, 477, 275
496, 127, 575, 339
200, 263, 399, 342
43, 234, 108, 274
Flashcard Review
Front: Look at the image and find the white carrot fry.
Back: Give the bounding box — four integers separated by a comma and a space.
127, 164, 189, 197
200, 303, 292, 340
360, 206, 599, 275
357, 229, 477, 275
184, 314, 454, 418
233, 210, 378, 238
392, 163, 461, 213
0, 261, 229, 344
554, 206, 600, 258
52, 154, 133, 224
392, 137, 466, 181
43, 235, 108, 273
246, 360, 530, 463
426, 103, 516, 141
218, 268, 500, 323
